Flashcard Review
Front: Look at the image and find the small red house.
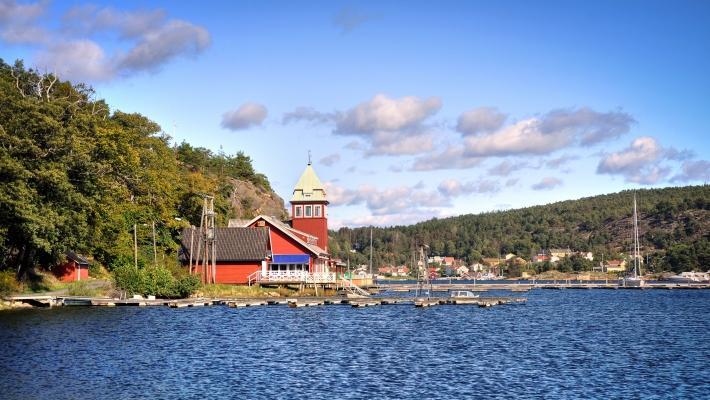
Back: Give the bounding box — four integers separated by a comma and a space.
54, 252, 89, 282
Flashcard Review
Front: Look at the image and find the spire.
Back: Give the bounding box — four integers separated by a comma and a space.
291, 163, 327, 203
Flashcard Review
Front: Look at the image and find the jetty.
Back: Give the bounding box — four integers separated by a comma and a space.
2, 294, 527, 310
375, 282, 710, 292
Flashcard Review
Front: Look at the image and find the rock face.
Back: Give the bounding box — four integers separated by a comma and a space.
228, 179, 288, 220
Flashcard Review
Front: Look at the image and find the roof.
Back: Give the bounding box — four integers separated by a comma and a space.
180, 227, 270, 262
291, 163, 328, 203
245, 215, 329, 257
227, 219, 250, 227
66, 251, 89, 264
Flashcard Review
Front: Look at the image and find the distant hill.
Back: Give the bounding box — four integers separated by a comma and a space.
329, 185, 710, 273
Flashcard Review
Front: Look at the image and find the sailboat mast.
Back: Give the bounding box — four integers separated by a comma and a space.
633, 193, 639, 278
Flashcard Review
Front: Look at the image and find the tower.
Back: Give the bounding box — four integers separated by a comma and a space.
291, 160, 329, 251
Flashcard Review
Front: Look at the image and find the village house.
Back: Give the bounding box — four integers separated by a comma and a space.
604, 259, 627, 273
549, 248, 573, 259
456, 265, 470, 277
180, 161, 340, 285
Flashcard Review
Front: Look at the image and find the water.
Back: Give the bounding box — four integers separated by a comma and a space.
1, 290, 709, 399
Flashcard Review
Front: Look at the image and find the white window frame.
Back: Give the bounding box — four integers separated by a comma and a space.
305, 205, 312, 217
295, 205, 302, 217
314, 205, 321, 217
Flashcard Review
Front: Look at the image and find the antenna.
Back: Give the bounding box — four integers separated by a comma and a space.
308, 150, 312, 165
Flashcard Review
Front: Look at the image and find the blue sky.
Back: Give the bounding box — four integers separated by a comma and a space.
2, 0, 709, 227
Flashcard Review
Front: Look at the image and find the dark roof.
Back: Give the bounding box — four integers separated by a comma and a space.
180, 227, 270, 262
66, 251, 89, 264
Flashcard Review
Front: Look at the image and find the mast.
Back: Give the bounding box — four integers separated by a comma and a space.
633, 193, 639, 278
369, 227, 373, 277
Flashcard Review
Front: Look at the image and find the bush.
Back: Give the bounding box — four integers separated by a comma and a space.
174, 275, 201, 298
0, 270, 20, 296
112, 264, 200, 298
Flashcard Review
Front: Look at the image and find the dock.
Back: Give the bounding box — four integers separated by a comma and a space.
2, 294, 527, 310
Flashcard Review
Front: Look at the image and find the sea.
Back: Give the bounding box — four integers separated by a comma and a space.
1, 289, 708, 399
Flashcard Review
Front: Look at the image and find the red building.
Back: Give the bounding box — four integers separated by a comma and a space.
54, 252, 89, 282
180, 162, 336, 285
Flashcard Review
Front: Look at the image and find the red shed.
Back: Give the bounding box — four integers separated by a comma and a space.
54, 252, 90, 282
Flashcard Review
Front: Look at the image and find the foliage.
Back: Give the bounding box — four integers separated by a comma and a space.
112, 262, 199, 298
0, 59, 274, 277
0, 270, 19, 295
65, 281, 106, 297
330, 185, 710, 273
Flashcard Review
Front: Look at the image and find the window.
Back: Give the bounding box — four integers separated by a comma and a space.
314, 205, 321, 217
305, 205, 312, 217
295, 206, 302, 217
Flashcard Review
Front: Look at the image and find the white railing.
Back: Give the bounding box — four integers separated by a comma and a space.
251, 270, 337, 284
340, 279, 371, 297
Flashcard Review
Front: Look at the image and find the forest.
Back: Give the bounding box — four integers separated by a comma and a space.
0, 60, 273, 282
328, 185, 710, 274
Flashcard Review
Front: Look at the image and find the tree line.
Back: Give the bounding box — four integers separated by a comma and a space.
328, 185, 710, 274
0, 59, 272, 280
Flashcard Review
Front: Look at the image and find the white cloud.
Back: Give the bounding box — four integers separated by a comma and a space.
319, 153, 341, 166
282, 107, 335, 125
487, 160, 529, 177
531, 177, 563, 190
437, 179, 500, 197
2, 2, 210, 82
116, 19, 210, 73
336, 94, 441, 134
464, 118, 570, 157
456, 107, 507, 136
325, 182, 449, 217
671, 160, 710, 183
0, 0, 48, 44
61, 5, 166, 39
411, 145, 483, 171
460, 107, 634, 158
545, 155, 579, 169
221, 103, 268, 131
540, 107, 635, 145
36, 40, 114, 81
596, 136, 667, 184
283, 94, 442, 156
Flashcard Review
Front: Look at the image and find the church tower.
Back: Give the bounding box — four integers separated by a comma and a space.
290, 160, 329, 251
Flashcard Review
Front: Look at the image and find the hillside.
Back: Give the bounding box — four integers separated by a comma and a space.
0, 59, 284, 277
329, 185, 710, 273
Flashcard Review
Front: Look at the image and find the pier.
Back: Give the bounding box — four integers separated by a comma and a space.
2, 294, 527, 310
375, 282, 710, 292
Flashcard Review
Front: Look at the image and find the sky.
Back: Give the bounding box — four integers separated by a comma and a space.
1, 0, 709, 228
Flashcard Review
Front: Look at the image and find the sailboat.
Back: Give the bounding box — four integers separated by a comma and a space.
621, 193, 646, 287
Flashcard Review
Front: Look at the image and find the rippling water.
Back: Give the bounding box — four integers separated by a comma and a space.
1, 290, 709, 399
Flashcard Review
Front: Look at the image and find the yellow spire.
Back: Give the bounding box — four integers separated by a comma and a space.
291, 163, 328, 203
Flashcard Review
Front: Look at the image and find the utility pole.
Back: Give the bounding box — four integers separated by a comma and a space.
198, 195, 217, 284
152, 221, 157, 266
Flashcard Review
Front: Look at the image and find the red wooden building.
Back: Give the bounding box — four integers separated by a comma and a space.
54, 252, 89, 282
180, 161, 338, 285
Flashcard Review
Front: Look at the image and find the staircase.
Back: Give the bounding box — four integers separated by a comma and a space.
340, 279, 371, 297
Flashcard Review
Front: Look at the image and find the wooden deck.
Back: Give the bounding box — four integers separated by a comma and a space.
2, 294, 527, 309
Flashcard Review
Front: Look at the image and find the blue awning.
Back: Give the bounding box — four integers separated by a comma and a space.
273, 254, 310, 264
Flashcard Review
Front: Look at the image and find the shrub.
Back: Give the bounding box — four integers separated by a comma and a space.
174, 275, 201, 298
0, 270, 20, 296
141, 267, 175, 298
113, 264, 143, 296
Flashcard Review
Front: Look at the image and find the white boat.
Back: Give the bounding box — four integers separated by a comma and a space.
621, 193, 646, 288
667, 271, 710, 283
450, 290, 480, 299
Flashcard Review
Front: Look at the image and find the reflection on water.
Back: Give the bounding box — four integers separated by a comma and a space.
1, 290, 709, 399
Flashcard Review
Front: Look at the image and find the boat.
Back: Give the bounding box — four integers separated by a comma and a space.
666, 271, 710, 283
450, 290, 480, 299
621, 193, 646, 288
